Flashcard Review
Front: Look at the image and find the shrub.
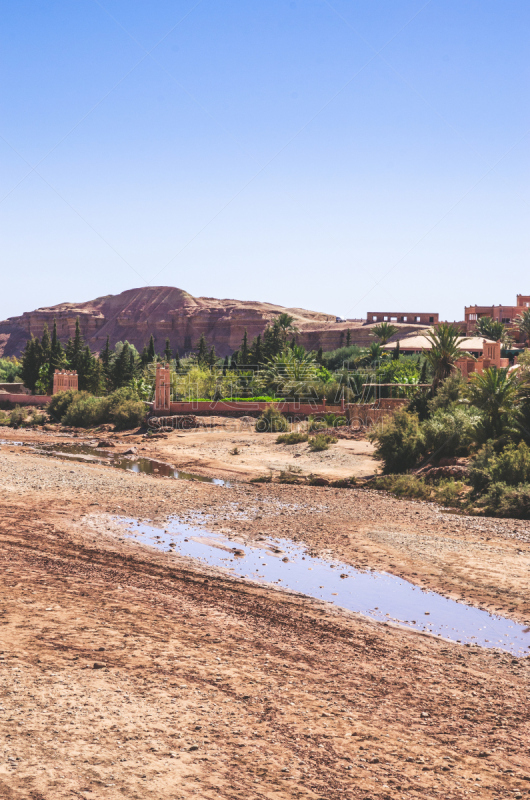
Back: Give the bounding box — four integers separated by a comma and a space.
309, 413, 347, 431
111, 400, 145, 431
371, 474, 466, 507
428, 371, 465, 412
276, 432, 308, 445
422, 406, 478, 462
469, 441, 530, 492
369, 408, 425, 474
63, 395, 107, 428
473, 481, 530, 519
47, 390, 80, 423
0, 410, 10, 426
255, 405, 289, 433
8, 405, 29, 427
308, 433, 337, 451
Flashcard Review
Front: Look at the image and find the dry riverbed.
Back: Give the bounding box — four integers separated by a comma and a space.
0, 425, 529, 799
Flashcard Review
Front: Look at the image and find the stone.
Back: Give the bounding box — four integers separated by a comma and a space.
93, 662, 106, 669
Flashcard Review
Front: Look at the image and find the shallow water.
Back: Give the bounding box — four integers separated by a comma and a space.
116, 515, 530, 657
32, 443, 229, 486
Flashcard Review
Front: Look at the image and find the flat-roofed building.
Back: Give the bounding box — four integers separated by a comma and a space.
465, 294, 530, 337
367, 311, 439, 325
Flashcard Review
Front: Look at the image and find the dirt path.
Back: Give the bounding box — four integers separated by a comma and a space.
0, 430, 529, 798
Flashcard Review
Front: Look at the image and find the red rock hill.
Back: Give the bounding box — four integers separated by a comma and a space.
0, 286, 423, 357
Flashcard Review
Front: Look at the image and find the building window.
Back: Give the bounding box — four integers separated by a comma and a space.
372, 315, 378, 322
502, 318, 510, 324
429, 316, 434, 323
468, 314, 477, 321
415, 316, 421, 322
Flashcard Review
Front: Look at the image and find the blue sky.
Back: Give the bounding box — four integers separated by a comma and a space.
1, 0, 529, 322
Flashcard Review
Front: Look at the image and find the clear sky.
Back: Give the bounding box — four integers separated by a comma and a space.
1, 0, 529, 322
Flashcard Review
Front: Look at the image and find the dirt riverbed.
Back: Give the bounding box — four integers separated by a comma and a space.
0, 424, 529, 799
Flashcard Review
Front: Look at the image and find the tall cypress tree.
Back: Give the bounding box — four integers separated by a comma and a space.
196, 334, 208, 366
346, 329, 352, 347
66, 318, 84, 371
147, 335, 156, 363
174, 349, 181, 369
20, 336, 44, 393
164, 338, 172, 362
240, 330, 249, 367
50, 318, 64, 372
222, 355, 229, 375
41, 323, 52, 362
317, 346, 323, 365
112, 342, 134, 388
249, 334, 262, 367
208, 346, 217, 367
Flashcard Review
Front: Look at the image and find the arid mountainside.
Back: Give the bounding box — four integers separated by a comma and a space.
0, 286, 423, 357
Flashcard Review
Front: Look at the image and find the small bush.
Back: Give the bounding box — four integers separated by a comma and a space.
474, 481, 530, 519
0, 410, 10, 426
63, 395, 106, 428
422, 406, 479, 462
8, 405, 29, 427
369, 409, 425, 474
428, 372, 465, 412
255, 405, 289, 433
469, 441, 530, 492
111, 400, 145, 431
276, 432, 308, 445
47, 390, 80, 423
371, 474, 466, 507
308, 433, 337, 451
230, 446, 240, 455
309, 413, 347, 431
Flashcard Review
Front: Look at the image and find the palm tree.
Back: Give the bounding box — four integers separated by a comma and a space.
466, 367, 521, 439
424, 323, 468, 389
475, 316, 511, 346
260, 348, 318, 398
515, 309, 530, 346
370, 321, 399, 345
276, 313, 299, 345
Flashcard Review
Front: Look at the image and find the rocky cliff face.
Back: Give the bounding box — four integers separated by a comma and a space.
0, 286, 424, 358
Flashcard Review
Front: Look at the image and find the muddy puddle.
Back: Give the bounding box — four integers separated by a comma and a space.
116, 515, 530, 657
30, 443, 230, 486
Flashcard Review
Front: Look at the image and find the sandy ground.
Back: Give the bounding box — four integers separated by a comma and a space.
0, 425, 529, 799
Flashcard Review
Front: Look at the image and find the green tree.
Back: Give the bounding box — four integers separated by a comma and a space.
174, 348, 181, 369
515, 309, 530, 346
424, 323, 467, 389
316, 346, 323, 365
50, 318, 65, 372
262, 321, 283, 360
208, 346, 217, 367
112, 342, 135, 388
164, 338, 172, 362
475, 316, 511, 346
277, 313, 298, 345
392, 340, 401, 360
20, 336, 44, 393
100, 335, 113, 392
240, 330, 249, 367
196, 333, 209, 366
465, 367, 521, 440
249, 333, 263, 367
346, 329, 351, 346
66, 318, 85, 372
147, 335, 156, 364
371, 322, 399, 345
41, 323, 52, 363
